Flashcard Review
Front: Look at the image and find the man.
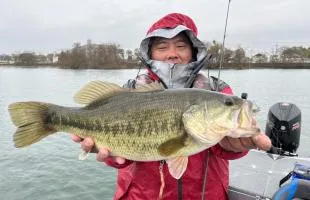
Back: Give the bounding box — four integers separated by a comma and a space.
72, 13, 271, 199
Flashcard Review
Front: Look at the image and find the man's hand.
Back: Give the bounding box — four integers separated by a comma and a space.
71, 135, 126, 164
219, 133, 272, 153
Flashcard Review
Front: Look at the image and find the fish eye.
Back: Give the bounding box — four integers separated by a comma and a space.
224, 97, 234, 106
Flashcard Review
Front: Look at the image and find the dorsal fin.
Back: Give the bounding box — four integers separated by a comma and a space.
74, 81, 166, 105
74, 81, 124, 105
134, 82, 165, 92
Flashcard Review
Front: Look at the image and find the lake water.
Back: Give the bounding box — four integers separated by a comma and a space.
1, 67, 309, 200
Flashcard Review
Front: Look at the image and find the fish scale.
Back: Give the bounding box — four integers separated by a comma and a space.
49, 92, 195, 159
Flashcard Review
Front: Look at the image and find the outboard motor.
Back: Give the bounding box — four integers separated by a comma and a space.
266, 102, 301, 156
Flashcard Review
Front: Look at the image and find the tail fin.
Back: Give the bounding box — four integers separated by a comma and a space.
8, 102, 56, 148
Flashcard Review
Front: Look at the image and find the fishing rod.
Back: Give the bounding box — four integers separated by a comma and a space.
184, 54, 212, 88
216, 0, 232, 91
201, 2, 233, 199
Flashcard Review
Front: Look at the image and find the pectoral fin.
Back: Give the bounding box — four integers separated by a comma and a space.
166, 156, 188, 179
158, 135, 188, 157
78, 150, 90, 160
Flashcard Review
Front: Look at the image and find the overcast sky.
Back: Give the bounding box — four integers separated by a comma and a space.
1, 0, 310, 55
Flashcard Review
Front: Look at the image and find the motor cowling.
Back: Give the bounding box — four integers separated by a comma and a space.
266, 102, 301, 155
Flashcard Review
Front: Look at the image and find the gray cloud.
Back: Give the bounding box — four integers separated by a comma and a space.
1, 0, 309, 54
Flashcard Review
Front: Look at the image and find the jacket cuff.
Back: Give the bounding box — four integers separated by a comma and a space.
210, 144, 248, 160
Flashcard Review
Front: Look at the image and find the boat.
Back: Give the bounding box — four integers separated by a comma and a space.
228, 102, 310, 199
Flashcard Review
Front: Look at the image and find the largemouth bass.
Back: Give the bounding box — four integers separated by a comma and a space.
8, 81, 260, 179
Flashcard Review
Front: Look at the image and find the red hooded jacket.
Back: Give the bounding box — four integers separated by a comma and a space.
104, 13, 248, 200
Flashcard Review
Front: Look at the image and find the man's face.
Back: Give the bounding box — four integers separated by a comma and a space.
150, 33, 193, 64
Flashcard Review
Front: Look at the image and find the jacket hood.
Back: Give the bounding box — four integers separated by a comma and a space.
140, 13, 207, 62
139, 13, 208, 88
146, 12, 198, 36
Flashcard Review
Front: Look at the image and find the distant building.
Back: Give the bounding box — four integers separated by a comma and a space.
252, 53, 268, 63
0, 54, 13, 64
281, 53, 310, 63
52, 54, 59, 63
304, 58, 310, 63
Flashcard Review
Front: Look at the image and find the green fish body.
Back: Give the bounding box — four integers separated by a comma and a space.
8, 81, 260, 179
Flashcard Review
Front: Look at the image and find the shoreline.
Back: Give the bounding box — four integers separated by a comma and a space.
1, 63, 310, 69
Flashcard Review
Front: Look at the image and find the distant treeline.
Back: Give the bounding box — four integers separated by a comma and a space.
1, 40, 310, 69
57, 40, 140, 69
